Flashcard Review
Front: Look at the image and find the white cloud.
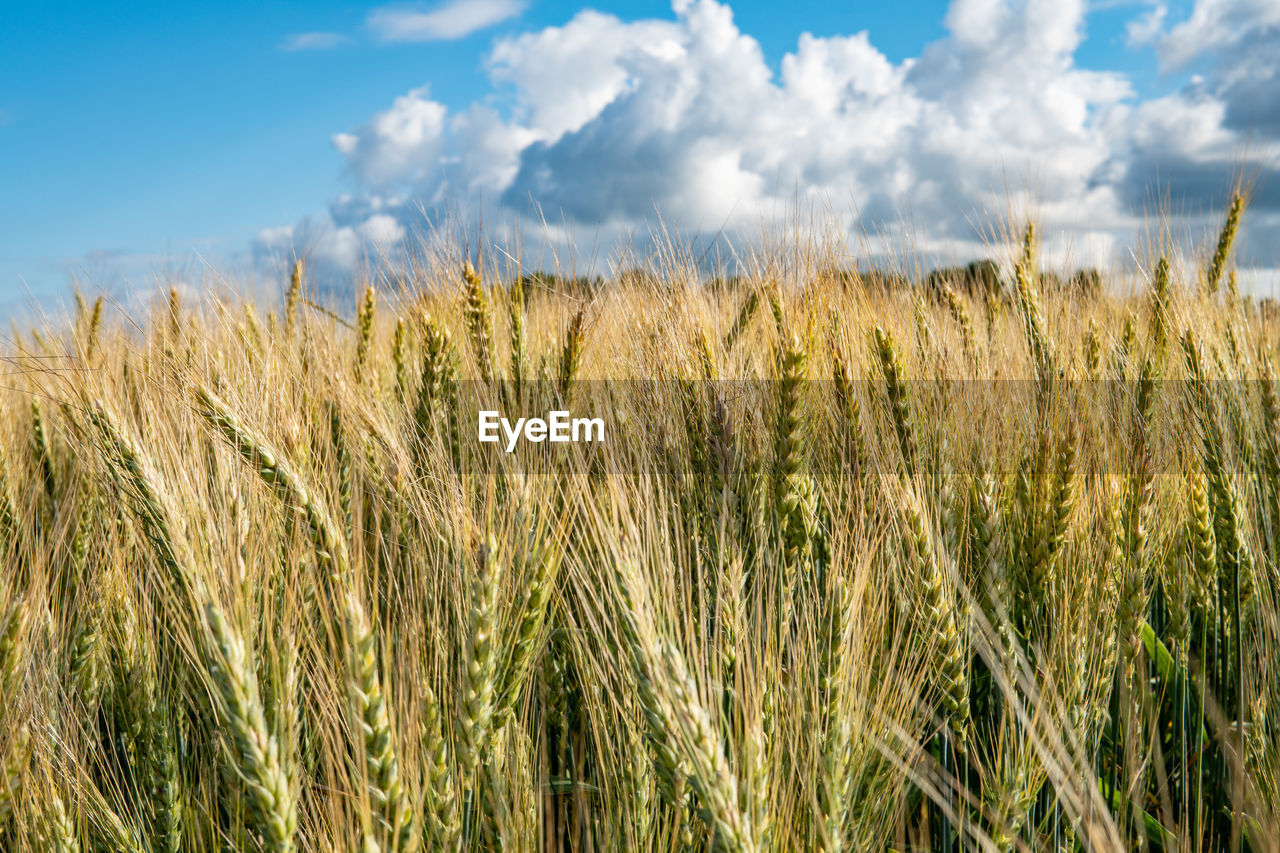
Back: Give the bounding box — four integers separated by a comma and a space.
358, 213, 407, 245
256, 225, 295, 248
1153, 0, 1280, 68
331, 87, 449, 188
481, 0, 1137, 240
1143, 0, 1280, 138
486, 10, 689, 141
280, 32, 349, 51
1125, 3, 1166, 46
258, 219, 390, 274
367, 0, 526, 42
264, 0, 1280, 275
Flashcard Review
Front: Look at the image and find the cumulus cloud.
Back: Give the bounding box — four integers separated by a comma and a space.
262, 0, 1280, 278
280, 32, 349, 51
1111, 0, 1280, 217
367, 0, 526, 42
331, 87, 449, 188
257, 219, 363, 273
1125, 0, 1280, 148
358, 213, 407, 246
1125, 4, 1167, 46
1151, 0, 1280, 68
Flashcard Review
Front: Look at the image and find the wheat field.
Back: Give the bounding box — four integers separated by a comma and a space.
2, 205, 1278, 852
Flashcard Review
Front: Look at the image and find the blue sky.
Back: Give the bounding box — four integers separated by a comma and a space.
2, 0, 1273, 315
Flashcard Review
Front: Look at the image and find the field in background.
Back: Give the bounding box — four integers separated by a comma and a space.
3, 201, 1279, 852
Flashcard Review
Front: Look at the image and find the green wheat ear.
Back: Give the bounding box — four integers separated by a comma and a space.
558, 305, 586, 406
901, 484, 970, 756
1013, 223, 1053, 385
31, 399, 56, 509
942, 283, 978, 365
421, 683, 460, 850
463, 259, 495, 383
460, 535, 503, 780
285, 258, 303, 331
392, 316, 408, 402
874, 326, 916, 478
205, 604, 299, 853
724, 288, 760, 351
1148, 255, 1170, 357
355, 285, 377, 383
1207, 192, 1244, 294
86, 295, 105, 359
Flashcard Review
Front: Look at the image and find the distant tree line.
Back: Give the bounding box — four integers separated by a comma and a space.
505, 259, 1106, 300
